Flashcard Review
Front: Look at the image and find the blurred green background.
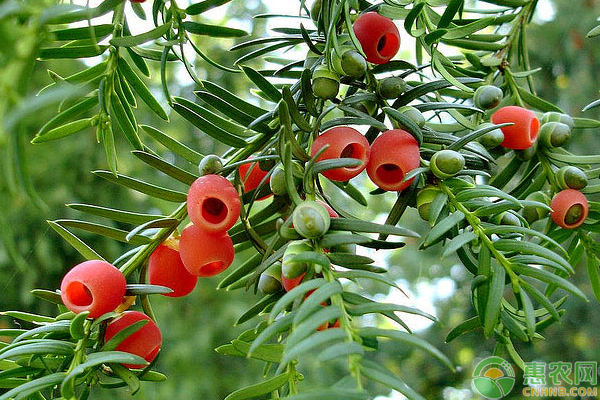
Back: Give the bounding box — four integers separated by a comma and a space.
0, 1, 599, 399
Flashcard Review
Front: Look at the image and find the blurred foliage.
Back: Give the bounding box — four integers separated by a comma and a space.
0, 0, 599, 399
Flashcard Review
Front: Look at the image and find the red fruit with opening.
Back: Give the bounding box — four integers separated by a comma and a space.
238, 159, 271, 199
60, 260, 126, 319
148, 243, 198, 297
366, 129, 420, 191
316, 200, 338, 218
187, 174, 241, 233
282, 272, 306, 292
490, 106, 540, 150
179, 224, 235, 277
311, 126, 370, 181
104, 311, 162, 369
550, 189, 589, 229
352, 12, 400, 64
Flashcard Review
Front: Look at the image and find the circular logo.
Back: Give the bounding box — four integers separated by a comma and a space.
472, 356, 516, 399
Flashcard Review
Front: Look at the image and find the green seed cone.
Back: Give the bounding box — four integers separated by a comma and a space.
477, 123, 505, 149
539, 121, 571, 148
282, 240, 313, 279
556, 165, 588, 190
292, 201, 331, 239
312, 65, 340, 100
377, 76, 407, 99
430, 149, 465, 179
473, 85, 503, 110
491, 211, 521, 226
522, 191, 551, 223
398, 105, 426, 128
198, 154, 223, 175
416, 184, 442, 221
515, 145, 536, 161
541, 111, 574, 130
258, 262, 283, 294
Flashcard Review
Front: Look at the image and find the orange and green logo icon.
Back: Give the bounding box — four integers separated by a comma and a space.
472, 356, 516, 399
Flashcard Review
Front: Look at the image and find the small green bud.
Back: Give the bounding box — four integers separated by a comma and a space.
491, 211, 521, 226
473, 85, 503, 110
522, 191, 550, 223
477, 123, 505, 149
312, 65, 340, 100
539, 121, 571, 148
282, 240, 313, 279
398, 105, 426, 128
430, 149, 465, 179
270, 165, 287, 196
377, 76, 407, 99
258, 263, 282, 294
292, 200, 331, 239
514, 145, 536, 161
416, 184, 442, 222
198, 155, 223, 175
331, 46, 366, 79
541, 111, 574, 130
556, 165, 588, 190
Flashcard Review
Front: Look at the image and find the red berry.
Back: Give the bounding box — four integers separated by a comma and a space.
282, 272, 306, 292
187, 174, 241, 233
490, 106, 540, 150
104, 311, 162, 369
316, 200, 339, 218
148, 243, 198, 297
352, 12, 400, 64
366, 129, 420, 191
550, 189, 589, 229
311, 126, 370, 181
238, 159, 271, 199
60, 260, 126, 319
179, 224, 235, 277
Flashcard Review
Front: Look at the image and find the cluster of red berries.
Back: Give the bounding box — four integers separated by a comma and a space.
60, 260, 161, 368
311, 126, 420, 191
58, 174, 242, 369
148, 174, 241, 297
473, 90, 589, 230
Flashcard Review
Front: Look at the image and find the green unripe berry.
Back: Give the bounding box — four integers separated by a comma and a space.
312, 65, 340, 100
556, 165, 588, 190
282, 240, 312, 279
377, 76, 407, 99
430, 149, 465, 179
541, 111, 574, 130
269, 162, 302, 196
258, 263, 282, 294
304, 50, 320, 70
198, 155, 223, 175
416, 184, 442, 221
351, 99, 378, 116
398, 106, 426, 128
539, 121, 571, 148
270, 165, 287, 196
477, 123, 505, 149
292, 200, 331, 239
522, 191, 551, 223
473, 85, 503, 110
491, 211, 521, 226
515, 146, 536, 161
563, 204, 584, 225
331, 47, 367, 79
